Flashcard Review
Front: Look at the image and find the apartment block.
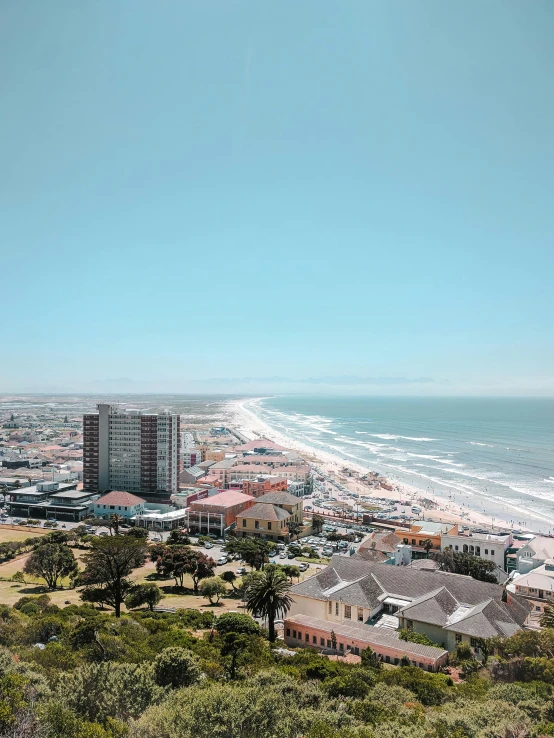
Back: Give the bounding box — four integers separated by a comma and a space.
83, 404, 180, 495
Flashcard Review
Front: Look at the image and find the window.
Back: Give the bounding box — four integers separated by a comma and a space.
242, 519, 246, 527
339, 643, 344, 651
305, 633, 309, 642
328, 601, 332, 614
485, 549, 488, 555
394, 658, 399, 665
268, 522, 272, 530
358, 607, 364, 622
320, 638, 325, 646
292, 630, 297, 639
455, 634, 462, 643
286, 628, 290, 637
345, 605, 351, 619
470, 638, 479, 648
255, 521, 259, 529
411, 539, 416, 545
297, 632, 302, 640
407, 620, 413, 630
490, 549, 494, 556
455, 545, 459, 551
335, 602, 339, 616
312, 635, 317, 644
419, 663, 424, 669
327, 640, 332, 649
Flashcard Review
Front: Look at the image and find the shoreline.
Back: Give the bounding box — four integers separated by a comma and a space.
227, 397, 546, 536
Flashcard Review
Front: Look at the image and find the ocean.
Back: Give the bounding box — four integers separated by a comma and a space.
249, 396, 554, 534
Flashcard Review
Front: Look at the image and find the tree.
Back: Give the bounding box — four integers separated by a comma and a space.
221, 570, 238, 591
167, 529, 191, 546
288, 522, 302, 539
152, 647, 200, 689
156, 546, 216, 592
23, 543, 77, 590
434, 549, 497, 583
78, 535, 148, 617
311, 514, 324, 534
330, 630, 337, 652
361, 646, 382, 670
124, 527, 149, 539
224, 537, 276, 570
215, 613, 261, 680
399, 655, 412, 667
399, 629, 439, 647
541, 599, 554, 629
420, 538, 433, 557
108, 514, 124, 535
281, 564, 300, 583
199, 577, 227, 604
125, 583, 164, 611
244, 564, 293, 641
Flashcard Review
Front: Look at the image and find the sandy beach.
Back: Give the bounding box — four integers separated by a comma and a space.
229, 398, 527, 534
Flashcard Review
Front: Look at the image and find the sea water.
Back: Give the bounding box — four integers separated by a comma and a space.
249, 396, 554, 534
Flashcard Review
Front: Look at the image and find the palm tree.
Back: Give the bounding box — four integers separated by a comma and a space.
244, 564, 293, 642
540, 599, 554, 629
108, 514, 124, 535
421, 538, 433, 558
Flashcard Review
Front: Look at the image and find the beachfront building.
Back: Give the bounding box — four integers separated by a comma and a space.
440, 527, 512, 576
93, 490, 147, 519
507, 560, 554, 615
288, 557, 528, 653
515, 536, 554, 574
284, 615, 448, 671
395, 521, 457, 557
83, 404, 180, 496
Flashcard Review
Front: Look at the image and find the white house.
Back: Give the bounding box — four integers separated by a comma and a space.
93, 490, 146, 519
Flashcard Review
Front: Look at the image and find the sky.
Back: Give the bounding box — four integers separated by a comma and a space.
1, 1, 553, 396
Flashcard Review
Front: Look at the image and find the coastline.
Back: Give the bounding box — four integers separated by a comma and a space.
228, 397, 540, 535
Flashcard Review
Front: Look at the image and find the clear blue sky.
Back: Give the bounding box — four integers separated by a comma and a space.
1, 1, 553, 395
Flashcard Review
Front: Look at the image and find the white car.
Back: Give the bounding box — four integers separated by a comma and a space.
217, 556, 228, 565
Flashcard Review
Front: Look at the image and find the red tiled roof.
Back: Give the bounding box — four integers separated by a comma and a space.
95, 491, 145, 507
191, 490, 254, 508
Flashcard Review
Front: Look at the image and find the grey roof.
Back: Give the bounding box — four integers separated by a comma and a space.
286, 614, 448, 661
399, 587, 459, 627
239, 502, 290, 522
291, 556, 504, 609
442, 599, 521, 639
256, 490, 301, 506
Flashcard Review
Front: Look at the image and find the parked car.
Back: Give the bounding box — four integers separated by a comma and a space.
298, 563, 309, 572
236, 567, 247, 576
204, 542, 214, 549
217, 556, 227, 565
287, 552, 296, 559
279, 552, 287, 559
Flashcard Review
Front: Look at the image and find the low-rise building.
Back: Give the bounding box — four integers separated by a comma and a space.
7, 481, 97, 521
187, 490, 255, 536
508, 560, 554, 614
396, 521, 457, 556
93, 491, 147, 519
289, 556, 528, 653
441, 528, 512, 570
515, 536, 554, 574
284, 614, 448, 671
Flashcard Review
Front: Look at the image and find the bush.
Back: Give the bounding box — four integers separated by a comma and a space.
152, 647, 201, 689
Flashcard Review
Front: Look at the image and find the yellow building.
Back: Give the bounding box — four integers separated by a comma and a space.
235, 490, 303, 542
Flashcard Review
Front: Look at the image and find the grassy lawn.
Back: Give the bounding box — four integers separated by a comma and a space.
0, 541, 318, 615
296, 556, 330, 565
0, 527, 48, 543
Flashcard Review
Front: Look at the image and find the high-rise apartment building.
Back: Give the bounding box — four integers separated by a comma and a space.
83, 404, 180, 495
